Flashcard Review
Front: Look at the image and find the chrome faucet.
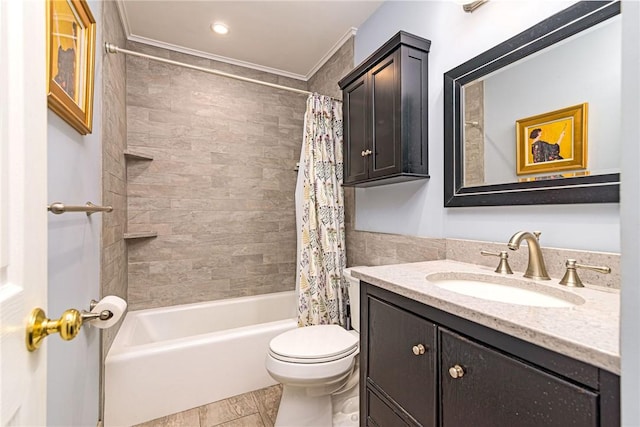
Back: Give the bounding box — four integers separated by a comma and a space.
507, 231, 550, 280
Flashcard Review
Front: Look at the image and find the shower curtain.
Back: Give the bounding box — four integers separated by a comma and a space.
297, 94, 347, 327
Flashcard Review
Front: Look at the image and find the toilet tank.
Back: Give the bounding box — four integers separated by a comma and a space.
343, 268, 361, 332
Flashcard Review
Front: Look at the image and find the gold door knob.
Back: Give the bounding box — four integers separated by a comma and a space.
412, 344, 426, 355
449, 364, 465, 379
26, 307, 84, 352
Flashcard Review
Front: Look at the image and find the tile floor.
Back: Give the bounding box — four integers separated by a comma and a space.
133, 384, 283, 427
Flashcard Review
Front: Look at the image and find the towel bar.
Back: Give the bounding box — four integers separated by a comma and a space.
47, 201, 113, 216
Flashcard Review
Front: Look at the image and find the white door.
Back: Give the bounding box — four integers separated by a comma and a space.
0, 0, 48, 425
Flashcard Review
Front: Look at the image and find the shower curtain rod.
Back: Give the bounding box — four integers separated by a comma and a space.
104, 42, 339, 100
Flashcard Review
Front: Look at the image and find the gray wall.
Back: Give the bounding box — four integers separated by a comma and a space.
46, 1, 102, 424
352, 0, 620, 253
101, 0, 128, 357
125, 43, 307, 310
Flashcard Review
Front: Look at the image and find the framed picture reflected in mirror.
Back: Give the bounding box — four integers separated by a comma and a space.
516, 103, 588, 176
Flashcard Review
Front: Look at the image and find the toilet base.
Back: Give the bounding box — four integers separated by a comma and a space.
274, 386, 333, 427
274, 363, 360, 427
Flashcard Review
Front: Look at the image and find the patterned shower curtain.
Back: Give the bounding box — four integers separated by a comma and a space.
298, 94, 347, 327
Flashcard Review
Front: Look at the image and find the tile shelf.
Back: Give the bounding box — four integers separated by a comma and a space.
123, 232, 158, 240
124, 149, 154, 161
124, 149, 156, 240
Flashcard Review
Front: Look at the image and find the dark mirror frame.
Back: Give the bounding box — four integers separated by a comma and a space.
444, 1, 620, 207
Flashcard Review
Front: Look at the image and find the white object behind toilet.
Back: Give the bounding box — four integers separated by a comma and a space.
344, 267, 360, 332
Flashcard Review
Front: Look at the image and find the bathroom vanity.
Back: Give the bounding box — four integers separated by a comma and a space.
351, 261, 620, 427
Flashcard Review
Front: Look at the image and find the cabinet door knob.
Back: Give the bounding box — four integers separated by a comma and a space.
448, 364, 465, 379
365, 149, 373, 156
361, 150, 366, 157
412, 344, 426, 355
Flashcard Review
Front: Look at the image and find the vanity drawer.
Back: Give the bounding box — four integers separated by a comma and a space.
367, 296, 437, 427
367, 389, 411, 427
440, 328, 598, 427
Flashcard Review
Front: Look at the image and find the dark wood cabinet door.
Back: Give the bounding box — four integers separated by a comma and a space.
367, 297, 437, 427
343, 74, 369, 184
440, 328, 598, 427
367, 390, 411, 427
369, 50, 402, 180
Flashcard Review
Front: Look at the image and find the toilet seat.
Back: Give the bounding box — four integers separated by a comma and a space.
269, 325, 358, 364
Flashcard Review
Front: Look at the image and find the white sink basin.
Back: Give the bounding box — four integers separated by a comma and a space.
426, 273, 584, 308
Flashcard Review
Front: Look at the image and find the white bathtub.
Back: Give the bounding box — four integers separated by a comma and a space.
104, 291, 297, 427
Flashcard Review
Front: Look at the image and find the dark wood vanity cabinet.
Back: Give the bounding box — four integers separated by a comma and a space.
367, 298, 437, 427
361, 283, 620, 427
339, 32, 430, 187
440, 329, 598, 427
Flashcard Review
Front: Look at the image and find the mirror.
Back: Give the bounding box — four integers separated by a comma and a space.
444, 1, 620, 207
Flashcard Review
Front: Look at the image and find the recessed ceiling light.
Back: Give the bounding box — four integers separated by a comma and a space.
211, 22, 229, 35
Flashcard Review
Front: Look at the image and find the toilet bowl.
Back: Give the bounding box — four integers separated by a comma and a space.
266, 268, 361, 427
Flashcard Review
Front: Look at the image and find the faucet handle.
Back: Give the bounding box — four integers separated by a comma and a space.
559, 259, 611, 287
480, 250, 514, 275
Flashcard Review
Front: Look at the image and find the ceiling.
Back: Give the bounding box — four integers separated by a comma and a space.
117, 1, 384, 81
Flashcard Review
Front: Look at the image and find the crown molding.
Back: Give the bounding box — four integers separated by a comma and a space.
126, 34, 309, 81
115, 0, 132, 39
305, 27, 357, 80
114, 1, 355, 82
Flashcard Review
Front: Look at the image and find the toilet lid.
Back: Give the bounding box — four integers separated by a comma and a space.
269, 325, 359, 364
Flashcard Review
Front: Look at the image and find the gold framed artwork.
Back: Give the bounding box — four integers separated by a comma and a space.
516, 103, 588, 175
46, 0, 96, 135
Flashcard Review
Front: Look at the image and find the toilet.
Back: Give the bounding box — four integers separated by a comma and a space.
265, 268, 361, 427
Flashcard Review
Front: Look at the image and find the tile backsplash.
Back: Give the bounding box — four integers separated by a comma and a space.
446, 238, 619, 289
345, 229, 620, 290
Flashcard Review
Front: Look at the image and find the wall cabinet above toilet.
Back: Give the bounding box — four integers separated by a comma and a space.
338, 31, 431, 187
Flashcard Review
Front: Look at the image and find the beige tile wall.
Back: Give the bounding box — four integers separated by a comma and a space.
463, 81, 484, 186
101, 0, 128, 354
346, 232, 619, 288
307, 37, 354, 100
125, 42, 308, 310
347, 229, 447, 267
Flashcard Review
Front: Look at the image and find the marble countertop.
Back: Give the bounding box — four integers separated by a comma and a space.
349, 260, 620, 374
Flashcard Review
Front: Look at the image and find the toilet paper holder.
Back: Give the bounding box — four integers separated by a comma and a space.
26, 300, 114, 352
86, 299, 114, 321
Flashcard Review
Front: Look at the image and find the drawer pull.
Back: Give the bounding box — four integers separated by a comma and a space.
412, 344, 426, 355
449, 364, 465, 379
